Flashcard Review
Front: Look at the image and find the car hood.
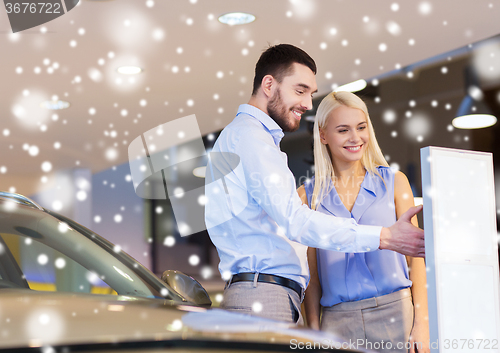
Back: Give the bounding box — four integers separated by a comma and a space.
0, 290, 353, 351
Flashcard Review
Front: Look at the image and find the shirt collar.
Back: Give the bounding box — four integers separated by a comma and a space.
320, 170, 378, 198
316, 170, 378, 221
237, 104, 285, 145
361, 170, 377, 197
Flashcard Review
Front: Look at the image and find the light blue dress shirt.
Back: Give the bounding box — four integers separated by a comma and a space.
304, 167, 412, 306
205, 104, 382, 289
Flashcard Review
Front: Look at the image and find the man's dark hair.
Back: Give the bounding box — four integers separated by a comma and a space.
252, 44, 317, 95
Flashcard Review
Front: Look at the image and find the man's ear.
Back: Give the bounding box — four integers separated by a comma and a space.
261, 75, 275, 98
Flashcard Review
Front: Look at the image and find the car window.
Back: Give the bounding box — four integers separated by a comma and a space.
0, 199, 186, 303
1, 232, 116, 295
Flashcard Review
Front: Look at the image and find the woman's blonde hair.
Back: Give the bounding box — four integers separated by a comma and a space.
310, 91, 389, 210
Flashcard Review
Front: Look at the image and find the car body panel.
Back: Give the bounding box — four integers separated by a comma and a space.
0, 193, 361, 352
0, 289, 352, 351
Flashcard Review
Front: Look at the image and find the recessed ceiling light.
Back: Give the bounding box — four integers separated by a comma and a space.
334, 79, 367, 93
452, 114, 497, 129
193, 166, 206, 178
117, 66, 143, 75
40, 100, 70, 110
218, 12, 256, 25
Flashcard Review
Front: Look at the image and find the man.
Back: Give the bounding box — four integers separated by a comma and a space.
205, 44, 424, 324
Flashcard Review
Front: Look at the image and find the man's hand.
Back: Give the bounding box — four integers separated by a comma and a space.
380, 205, 425, 257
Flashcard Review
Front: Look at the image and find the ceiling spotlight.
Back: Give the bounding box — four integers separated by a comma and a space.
117, 66, 143, 75
40, 100, 70, 110
193, 166, 206, 178
334, 79, 367, 93
218, 12, 256, 25
452, 114, 497, 129
454, 89, 497, 129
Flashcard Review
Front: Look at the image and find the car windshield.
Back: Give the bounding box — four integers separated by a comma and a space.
0, 199, 185, 303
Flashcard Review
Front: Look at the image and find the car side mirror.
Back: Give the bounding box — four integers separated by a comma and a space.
161, 270, 212, 308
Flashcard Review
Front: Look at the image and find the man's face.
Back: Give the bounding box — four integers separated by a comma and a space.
267, 63, 317, 132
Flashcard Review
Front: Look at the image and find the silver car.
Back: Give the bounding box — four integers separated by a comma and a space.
0, 192, 355, 352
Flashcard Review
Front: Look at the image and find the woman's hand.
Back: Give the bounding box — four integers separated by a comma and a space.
308, 319, 321, 331
409, 321, 430, 353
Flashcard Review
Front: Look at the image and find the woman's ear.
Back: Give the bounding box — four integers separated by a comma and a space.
319, 128, 328, 145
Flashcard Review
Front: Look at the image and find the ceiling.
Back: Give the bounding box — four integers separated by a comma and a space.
1, 0, 500, 195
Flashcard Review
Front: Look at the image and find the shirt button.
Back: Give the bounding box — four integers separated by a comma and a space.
366, 247, 371, 251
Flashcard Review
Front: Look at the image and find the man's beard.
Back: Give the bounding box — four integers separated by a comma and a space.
267, 88, 300, 132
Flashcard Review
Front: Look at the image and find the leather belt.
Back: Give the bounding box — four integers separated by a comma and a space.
229, 272, 304, 300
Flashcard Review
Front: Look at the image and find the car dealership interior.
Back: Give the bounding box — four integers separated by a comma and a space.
1, 0, 500, 319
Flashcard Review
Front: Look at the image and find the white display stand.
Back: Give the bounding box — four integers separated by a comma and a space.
421, 146, 500, 352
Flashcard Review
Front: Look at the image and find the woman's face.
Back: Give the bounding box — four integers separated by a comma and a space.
320, 105, 369, 165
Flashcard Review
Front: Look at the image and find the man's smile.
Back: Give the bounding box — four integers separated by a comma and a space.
292, 109, 304, 120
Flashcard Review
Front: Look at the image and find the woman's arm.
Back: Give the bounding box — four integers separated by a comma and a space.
305, 247, 322, 329
297, 185, 322, 330
394, 172, 430, 353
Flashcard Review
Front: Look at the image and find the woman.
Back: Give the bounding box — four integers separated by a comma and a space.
297, 91, 429, 353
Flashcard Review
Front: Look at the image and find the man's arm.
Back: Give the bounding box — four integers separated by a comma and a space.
232, 131, 379, 253
217, 128, 424, 256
